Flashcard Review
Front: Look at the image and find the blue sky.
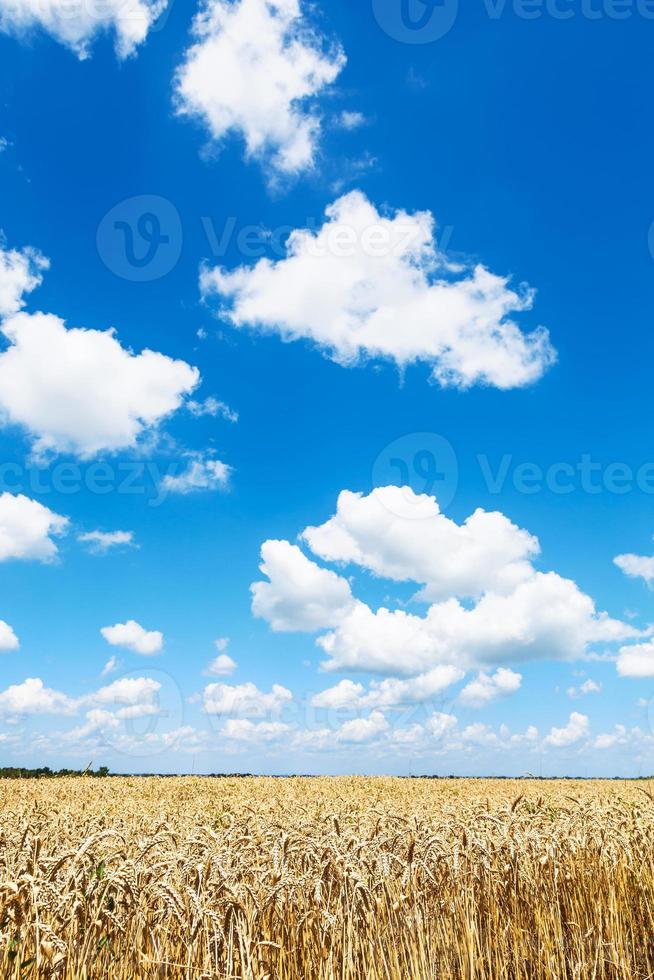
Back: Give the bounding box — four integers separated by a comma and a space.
1, 0, 654, 775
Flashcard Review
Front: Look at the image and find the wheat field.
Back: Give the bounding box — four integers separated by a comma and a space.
1, 776, 654, 978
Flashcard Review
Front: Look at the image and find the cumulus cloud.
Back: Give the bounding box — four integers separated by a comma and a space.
302, 487, 539, 601
544, 712, 589, 748
0, 492, 68, 562
88, 676, 161, 708
252, 486, 638, 678
203, 681, 292, 717
0, 241, 48, 316
0, 0, 166, 58
336, 710, 388, 744
222, 719, 293, 742
202, 190, 556, 390
161, 454, 232, 494
78, 530, 135, 554
0, 311, 199, 459
175, 0, 345, 178
0, 621, 19, 651
206, 653, 237, 676
617, 640, 654, 678
459, 668, 522, 708
251, 540, 355, 632
614, 550, 654, 586
0, 678, 76, 718
101, 621, 164, 656
312, 666, 464, 710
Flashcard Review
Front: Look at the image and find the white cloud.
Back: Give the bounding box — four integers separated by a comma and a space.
206, 654, 237, 676
0, 0, 166, 58
0, 621, 19, 652
0, 311, 199, 459
336, 710, 388, 744
100, 656, 119, 678
617, 640, 654, 678
593, 725, 627, 750
544, 712, 589, 748
175, 0, 345, 178
302, 487, 539, 601
161, 454, 232, 494
251, 540, 355, 632
100, 620, 164, 656
337, 110, 366, 130
0, 241, 48, 316
0, 492, 68, 562
89, 676, 161, 708
253, 487, 638, 678
222, 719, 292, 742
311, 665, 464, 710
187, 396, 239, 422
459, 668, 522, 708
203, 681, 292, 717
567, 678, 601, 699
0, 678, 76, 718
202, 190, 556, 390
78, 530, 135, 554
425, 711, 458, 739
614, 551, 654, 586
317, 572, 634, 675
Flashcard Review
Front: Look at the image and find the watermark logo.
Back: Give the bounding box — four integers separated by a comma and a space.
373, 0, 459, 41
96, 195, 182, 282
372, 432, 459, 518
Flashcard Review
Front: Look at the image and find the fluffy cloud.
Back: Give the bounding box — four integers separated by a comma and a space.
221, 719, 292, 742
253, 486, 638, 678
88, 676, 161, 708
0, 492, 68, 562
251, 540, 355, 632
206, 654, 237, 676
78, 530, 135, 554
161, 454, 231, 494
0, 678, 76, 718
459, 668, 522, 708
0, 621, 19, 652
617, 640, 654, 678
175, 0, 345, 178
567, 678, 601, 699
0, 0, 166, 58
311, 666, 464, 710
317, 572, 634, 675
544, 712, 589, 748
302, 487, 539, 601
614, 550, 654, 586
202, 190, 556, 390
0, 311, 199, 458
336, 710, 388, 744
203, 681, 292, 717
0, 242, 48, 316
100, 621, 164, 656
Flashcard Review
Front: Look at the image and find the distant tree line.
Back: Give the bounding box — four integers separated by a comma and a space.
0, 766, 110, 779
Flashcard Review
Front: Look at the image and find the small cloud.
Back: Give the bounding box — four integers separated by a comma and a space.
187, 396, 238, 423
0, 620, 19, 652
100, 620, 163, 656
100, 655, 120, 678
162, 453, 232, 495
336, 110, 367, 131
78, 530, 135, 554
206, 654, 237, 676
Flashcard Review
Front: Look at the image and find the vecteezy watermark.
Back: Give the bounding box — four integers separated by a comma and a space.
373, 0, 654, 43
0, 459, 200, 507
97, 197, 454, 282
96, 195, 182, 283
372, 0, 459, 42
372, 433, 459, 518
373, 433, 654, 513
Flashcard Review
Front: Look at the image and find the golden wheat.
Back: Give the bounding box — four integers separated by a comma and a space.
1, 777, 653, 978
